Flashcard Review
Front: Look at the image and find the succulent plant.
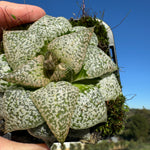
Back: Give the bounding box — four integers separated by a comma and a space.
0, 15, 122, 146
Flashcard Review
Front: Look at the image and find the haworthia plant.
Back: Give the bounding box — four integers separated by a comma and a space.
31, 81, 79, 143
0, 54, 14, 92
71, 26, 98, 46
28, 16, 72, 40
74, 45, 118, 81
71, 85, 107, 129
96, 74, 122, 101
2, 86, 44, 133
3, 30, 43, 70
28, 122, 91, 147
0, 15, 123, 145
0, 93, 4, 119
3, 15, 72, 70
47, 27, 94, 75
28, 123, 56, 147
50, 63, 74, 82
2, 55, 50, 88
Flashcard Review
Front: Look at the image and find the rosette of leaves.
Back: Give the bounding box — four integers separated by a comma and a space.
0, 15, 122, 146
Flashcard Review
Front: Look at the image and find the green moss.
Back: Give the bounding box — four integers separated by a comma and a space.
92, 95, 128, 138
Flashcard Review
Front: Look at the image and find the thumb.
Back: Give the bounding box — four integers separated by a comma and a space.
0, 1, 46, 38
0, 136, 50, 150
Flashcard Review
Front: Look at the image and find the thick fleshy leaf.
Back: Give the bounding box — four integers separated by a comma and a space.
31, 81, 79, 143
28, 123, 91, 147
71, 26, 98, 46
0, 54, 11, 75
2, 86, 44, 133
0, 92, 4, 119
3, 15, 72, 70
97, 74, 122, 101
71, 85, 107, 129
29, 15, 72, 40
0, 54, 14, 92
47, 27, 94, 75
28, 123, 56, 147
74, 45, 118, 81
2, 55, 50, 88
3, 30, 43, 70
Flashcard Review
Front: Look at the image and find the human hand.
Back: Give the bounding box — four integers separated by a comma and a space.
0, 137, 49, 150
0, 1, 46, 40
0, 1, 49, 150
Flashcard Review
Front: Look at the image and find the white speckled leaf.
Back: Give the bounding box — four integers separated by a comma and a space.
2, 55, 50, 88
71, 85, 107, 129
71, 26, 98, 46
31, 81, 79, 143
0, 54, 14, 92
75, 45, 118, 81
48, 27, 94, 74
28, 122, 91, 145
97, 73, 122, 101
2, 86, 44, 133
0, 54, 11, 75
0, 93, 4, 119
3, 30, 43, 70
3, 15, 72, 70
29, 15, 72, 40
28, 123, 56, 146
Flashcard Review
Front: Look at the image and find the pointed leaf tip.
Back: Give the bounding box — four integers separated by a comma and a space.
31, 81, 79, 143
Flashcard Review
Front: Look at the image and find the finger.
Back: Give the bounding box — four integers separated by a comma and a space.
0, 1, 46, 29
0, 137, 50, 150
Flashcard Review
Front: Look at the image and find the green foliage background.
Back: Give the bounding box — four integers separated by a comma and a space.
121, 108, 150, 141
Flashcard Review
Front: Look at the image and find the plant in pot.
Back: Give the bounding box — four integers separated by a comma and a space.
0, 2, 126, 150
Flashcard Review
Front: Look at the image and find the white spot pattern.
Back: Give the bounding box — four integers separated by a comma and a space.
97, 74, 122, 101
2, 86, 44, 133
71, 86, 107, 129
31, 81, 79, 143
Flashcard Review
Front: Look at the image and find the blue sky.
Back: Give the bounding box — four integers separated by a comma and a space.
5, 0, 150, 109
